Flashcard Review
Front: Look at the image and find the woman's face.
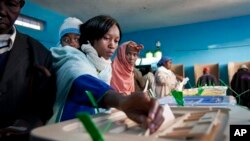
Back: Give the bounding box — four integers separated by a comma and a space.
125, 45, 139, 66
164, 60, 172, 69
92, 24, 120, 60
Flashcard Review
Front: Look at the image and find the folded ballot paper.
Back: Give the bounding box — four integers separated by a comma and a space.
144, 104, 175, 136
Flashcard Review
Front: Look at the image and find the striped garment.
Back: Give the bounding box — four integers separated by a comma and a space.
0, 34, 11, 78
0, 34, 11, 53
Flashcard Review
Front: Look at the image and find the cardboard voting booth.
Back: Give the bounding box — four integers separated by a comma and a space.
171, 64, 185, 78
194, 63, 219, 85
227, 61, 250, 84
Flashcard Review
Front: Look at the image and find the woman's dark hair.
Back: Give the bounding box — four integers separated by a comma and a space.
79, 15, 122, 45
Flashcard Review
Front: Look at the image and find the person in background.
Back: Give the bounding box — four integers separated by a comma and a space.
0, 0, 56, 140
154, 56, 178, 98
134, 68, 146, 92
48, 17, 82, 123
231, 64, 250, 108
111, 41, 144, 95
58, 17, 82, 48
143, 66, 155, 92
196, 67, 218, 87
50, 15, 164, 134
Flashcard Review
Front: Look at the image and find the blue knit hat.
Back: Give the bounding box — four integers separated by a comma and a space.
59, 17, 83, 40
157, 56, 171, 67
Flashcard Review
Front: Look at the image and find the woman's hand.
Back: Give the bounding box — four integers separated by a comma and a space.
119, 92, 164, 134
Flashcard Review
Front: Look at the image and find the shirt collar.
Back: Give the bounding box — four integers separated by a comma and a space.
9, 26, 17, 49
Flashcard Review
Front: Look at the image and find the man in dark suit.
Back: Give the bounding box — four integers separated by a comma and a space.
0, 0, 56, 140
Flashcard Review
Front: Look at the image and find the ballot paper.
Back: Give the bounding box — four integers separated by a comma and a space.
144, 104, 175, 136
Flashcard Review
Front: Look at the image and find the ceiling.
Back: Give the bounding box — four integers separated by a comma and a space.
31, 0, 250, 33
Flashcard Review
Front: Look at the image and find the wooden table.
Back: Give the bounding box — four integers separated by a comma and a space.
30, 105, 250, 141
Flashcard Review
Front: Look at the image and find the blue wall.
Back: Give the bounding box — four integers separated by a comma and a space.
17, 1, 66, 48
122, 15, 250, 87
16, 1, 250, 86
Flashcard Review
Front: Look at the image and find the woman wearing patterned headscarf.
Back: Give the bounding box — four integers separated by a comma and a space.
111, 41, 143, 95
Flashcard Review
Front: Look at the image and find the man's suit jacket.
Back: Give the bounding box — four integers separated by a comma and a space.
0, 32, 56, 129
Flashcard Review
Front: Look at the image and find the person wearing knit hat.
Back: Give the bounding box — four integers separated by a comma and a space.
59, 17, 83, 48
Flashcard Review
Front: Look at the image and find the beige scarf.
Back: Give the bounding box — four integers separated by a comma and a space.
81, 43, 112, 84
81, 43, 111, 71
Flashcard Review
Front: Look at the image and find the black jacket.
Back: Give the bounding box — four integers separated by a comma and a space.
0, 32, 56, 130
197, 74, 218, 87
231, 69, 250, 108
